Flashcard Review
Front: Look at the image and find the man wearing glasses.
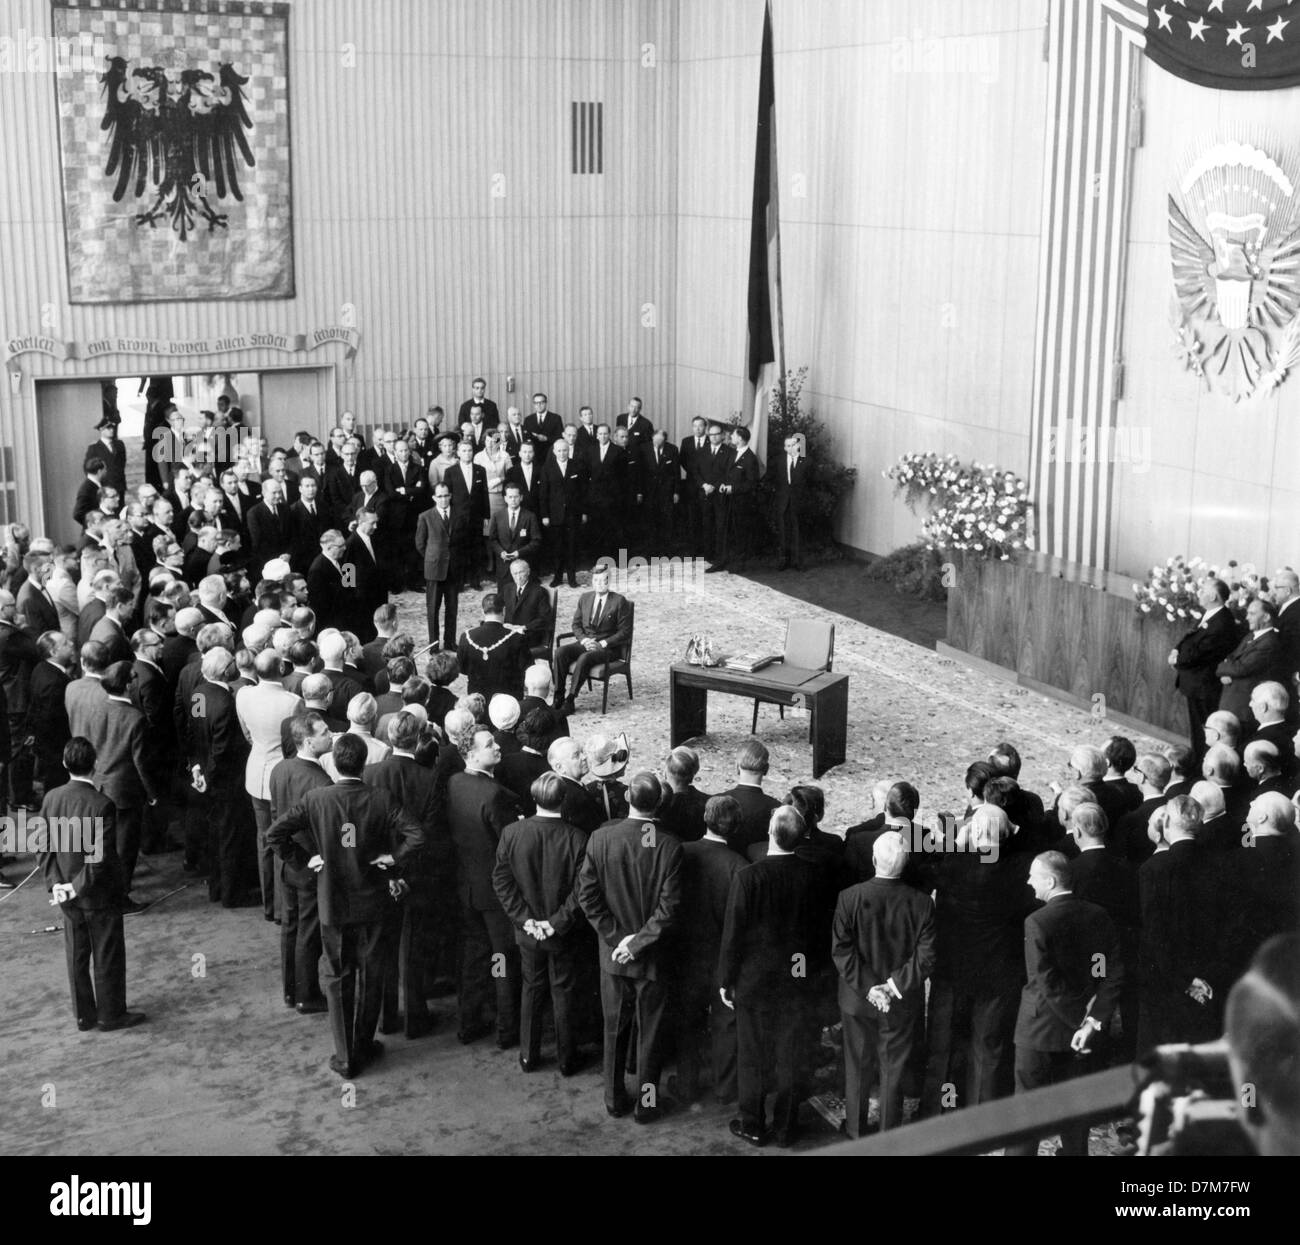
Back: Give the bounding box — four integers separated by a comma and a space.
524, 393, 564, 464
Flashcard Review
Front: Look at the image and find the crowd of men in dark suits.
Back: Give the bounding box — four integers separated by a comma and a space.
7, 397, 1297, 1149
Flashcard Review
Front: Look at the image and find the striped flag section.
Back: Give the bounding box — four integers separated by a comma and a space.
1028, 0, 1144, 569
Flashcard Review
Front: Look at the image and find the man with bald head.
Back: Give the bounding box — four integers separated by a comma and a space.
1189, 779, 1235, 853
1246, 680, 1297, 783
1232, 793, 1300, 980
834, 829, 936, 1139
236, 646, 305, 921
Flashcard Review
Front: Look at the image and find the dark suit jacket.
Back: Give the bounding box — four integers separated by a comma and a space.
1138, 839, 1224, 996
0, 621, 40, 713
39, 779, 123, 909
1229, 834, 1300, 979
29, 660, 71, 759
501, 424, 532, 462
415, 505, 466, 583
84, 439, 126, 493
266, 778, 424, 926
538, 456, 587, 526
502, 578, 552, 648
1174, 610, 1240, 699
570, 590, 632, 654
718, 853, 824, 1001
495, 748, 551, 814
1114, 794, 1169, 865
720, 783, 781, 852
325, 465, 363, 528
246, 501, 293, 575
446, 769, 522, 911
289, 500, 330, 574
1070, 846, 1140, 944
504, 462, 543, 515
74, 478, 102, 528
458, 397, 500, 429
1246, 719, 1298, 785
617, 413, 654, 457
75, 598, 107, 653
928, 851, 1032, 992
833, 876, 937, 1014
1275, 600, 1300, 688
517, 694, 568, 739
699, 442, 735, 491
17, 579, 59, 640
639, 442, 680, 504
342, 532, 387, 623
662, 785, 711, 844
1014, 894, 1123, 1052
489, 507, 542, 571
723, 448, 761, 506
1216, 628, 1288, 725
457, 621, 531, 700
445, 462, 490, 525
578, 817, 683, 978
676, 836, 745, 982
523, 411, 564, 456
181, 678, 245, 786
160, 634, 197, 693
679, 434, 710, 489
493, 814, 590, 948
585, 444, 628, 508
306, 555, 345, 628
94, 696, 160, 810
130, 659, 170, 751
767, 451, 810, 514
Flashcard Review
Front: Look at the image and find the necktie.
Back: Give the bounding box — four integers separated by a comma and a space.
440, 509, 449, 523
592, 596, 603, 628
269, 504, 277, 518
307, 503, 314, 515
788, 456, 795, 484
656, 449, 661, 466
510, 510, 518, 533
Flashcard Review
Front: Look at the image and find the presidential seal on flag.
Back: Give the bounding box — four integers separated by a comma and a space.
1168, 130, 1300, 402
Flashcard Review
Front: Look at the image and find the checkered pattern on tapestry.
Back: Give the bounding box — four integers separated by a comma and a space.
53, 1, 293, 303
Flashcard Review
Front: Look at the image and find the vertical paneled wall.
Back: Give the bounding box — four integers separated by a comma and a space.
1112, 60, 1300, 580
0, 0, 678, 525
675, 0, 1049, 557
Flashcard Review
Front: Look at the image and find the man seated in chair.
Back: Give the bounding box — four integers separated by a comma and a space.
502, 559, 552, 656
552, 565, 632, 716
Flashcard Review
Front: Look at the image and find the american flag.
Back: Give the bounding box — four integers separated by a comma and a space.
1112, 0, 1300, 89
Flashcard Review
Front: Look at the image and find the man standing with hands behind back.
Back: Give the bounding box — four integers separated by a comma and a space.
1004, 850, 1123, 1156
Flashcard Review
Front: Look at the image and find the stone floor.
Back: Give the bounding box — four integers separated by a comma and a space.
0, 563, 1157, 1156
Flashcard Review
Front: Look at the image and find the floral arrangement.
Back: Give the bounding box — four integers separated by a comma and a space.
1132, 556, 1271, 624
883, 452, 1032, 561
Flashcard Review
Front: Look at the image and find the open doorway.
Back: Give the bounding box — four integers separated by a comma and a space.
37, 365, 334, 546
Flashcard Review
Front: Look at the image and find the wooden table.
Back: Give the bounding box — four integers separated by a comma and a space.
669, 662, 849, 778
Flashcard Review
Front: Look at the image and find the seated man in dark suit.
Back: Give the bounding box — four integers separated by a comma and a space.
835, 828, 937, 1137
266, 732, 425, 1078
501, 558, 552, 656
1005, 850, 1123, 1156
551, 566, 631, 715
457, 592, 532, 702
718, 739, 780, 854
39, 737, 145, 1032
